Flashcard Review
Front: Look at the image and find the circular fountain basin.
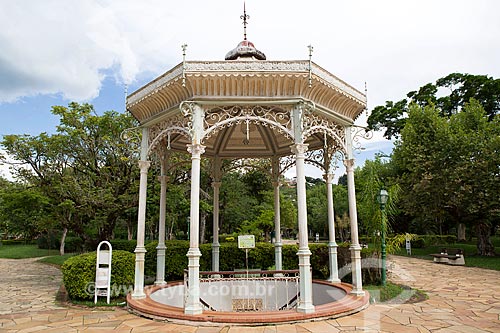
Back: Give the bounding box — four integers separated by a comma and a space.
128, 280, 369, 325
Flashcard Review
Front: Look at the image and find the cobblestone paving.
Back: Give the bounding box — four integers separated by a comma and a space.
0, 256, 499, 332
0, 258, 64, 315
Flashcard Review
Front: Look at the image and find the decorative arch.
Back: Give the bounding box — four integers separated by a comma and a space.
202, 105, 294, 143
147, 113, 192, 157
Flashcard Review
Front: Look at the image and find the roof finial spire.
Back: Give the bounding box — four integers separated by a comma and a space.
240, 2, 250, 41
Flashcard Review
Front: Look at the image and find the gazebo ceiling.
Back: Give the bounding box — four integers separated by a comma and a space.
159, 122, 328, 159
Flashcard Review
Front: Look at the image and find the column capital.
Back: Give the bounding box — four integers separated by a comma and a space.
290, 143, 309, 156
343, 158, 355, 171
324, 173, 334, 184
138, 160, 151, 171
187, 143, 205, 156
211, 181, 222, 189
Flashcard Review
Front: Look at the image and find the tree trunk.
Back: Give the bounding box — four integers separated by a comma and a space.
199, 212, 207, 244
168, 215, 177, 240
59, 227, 68, 256
127, 225, 133, 241
457, 223, 466, 242
476, 223, 495, 256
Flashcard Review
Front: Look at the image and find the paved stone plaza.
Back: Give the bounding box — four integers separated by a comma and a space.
0, 256, 499, 332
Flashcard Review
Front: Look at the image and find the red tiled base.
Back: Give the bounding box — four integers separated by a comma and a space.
127, 280, 369, 325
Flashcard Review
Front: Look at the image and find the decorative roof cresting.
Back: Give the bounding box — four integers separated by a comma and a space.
225, 2, 266, 61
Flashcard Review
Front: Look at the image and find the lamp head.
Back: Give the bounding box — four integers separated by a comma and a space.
377, 189, 389, 206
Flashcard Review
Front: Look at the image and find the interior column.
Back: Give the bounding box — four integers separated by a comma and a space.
211, 180, 221, 272
325, 173, 340, 283
155, 156, 168, 286
273, 180, 282, 271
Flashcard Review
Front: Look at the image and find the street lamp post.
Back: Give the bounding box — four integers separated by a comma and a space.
376, 189, 389, 286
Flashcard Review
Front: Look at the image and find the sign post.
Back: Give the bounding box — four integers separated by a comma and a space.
405, 234, 412, 256
95, 241, 112, 304
238, 235, 255, 277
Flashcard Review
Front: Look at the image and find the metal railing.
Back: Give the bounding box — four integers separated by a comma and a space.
184, 269, 300, 312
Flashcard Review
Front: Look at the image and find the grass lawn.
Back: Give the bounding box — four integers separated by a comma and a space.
38, 253, 77, 266
0, 244, 77, 265
394, 239, 500, 271
0, 244, 56, 259
365, 282, 427, 304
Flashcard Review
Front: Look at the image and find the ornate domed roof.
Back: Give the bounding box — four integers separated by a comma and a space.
225, 3, 266, 61
225, 40, 266, 60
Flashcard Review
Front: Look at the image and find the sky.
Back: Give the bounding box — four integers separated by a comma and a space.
1, 0, 499, 180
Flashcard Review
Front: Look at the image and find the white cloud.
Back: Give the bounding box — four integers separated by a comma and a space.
0, 150, 15, 181
0, 0, 498, 113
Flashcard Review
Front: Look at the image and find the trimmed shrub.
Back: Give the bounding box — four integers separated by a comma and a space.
444, 235, 457, 244
64, 237, 84, 253
411, 237, 426, 248
282, 243, 299, 270
411, 235, 458, 248
1, 239, 36, 245
61, 250, 135, 301
110, 239, 137, 252
145, 240, 190, 280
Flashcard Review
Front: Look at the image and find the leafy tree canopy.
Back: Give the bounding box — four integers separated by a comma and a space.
368, 73, 500, 139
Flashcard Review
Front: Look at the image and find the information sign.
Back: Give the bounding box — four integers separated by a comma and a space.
238, 235, 255, 249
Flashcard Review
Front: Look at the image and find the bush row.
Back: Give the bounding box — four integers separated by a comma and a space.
358, 234, 457, 249
411, 235, 457, 248
61, 240, 380, 300
0, 239, 36, 245
37, 235, 84, 252
142, 240, 379, 285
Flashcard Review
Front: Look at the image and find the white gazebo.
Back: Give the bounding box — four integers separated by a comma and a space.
126, 22, 367, 318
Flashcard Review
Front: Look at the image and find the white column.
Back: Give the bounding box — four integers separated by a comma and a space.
132, 128, 150, 299
185, 143, 205, 315
211, 181, 221, 272
344, 157, 364, 296
344, 126, 364, 296
325, 173, 340, 283
292, 143, 315, 314
155, 170, 168, 286
273, 181, 283, 271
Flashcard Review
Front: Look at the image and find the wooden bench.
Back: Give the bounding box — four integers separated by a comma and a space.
430, 248, 465, 265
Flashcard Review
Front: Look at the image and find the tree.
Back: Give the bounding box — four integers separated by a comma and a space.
355, 158, 400, 243
368, 73, 500, 139
219, 172, 259, 234
306, 182, 328, 237
1, 103, 139, 249
392, 101, 499, 255
0, 184, 49, 240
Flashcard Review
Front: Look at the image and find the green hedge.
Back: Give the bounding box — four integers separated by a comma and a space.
142, 240, 379, 284
64, 237, 84, 253
61, 250, 135, 301
411, 235, 457, 248
1, 239, 36, 245
110, 239, 137, 252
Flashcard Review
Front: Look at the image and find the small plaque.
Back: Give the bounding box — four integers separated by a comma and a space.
232, 298, 262, 311
238, 235, 255, 249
